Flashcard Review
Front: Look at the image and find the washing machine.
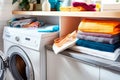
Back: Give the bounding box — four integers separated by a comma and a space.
0, 27, 58, 80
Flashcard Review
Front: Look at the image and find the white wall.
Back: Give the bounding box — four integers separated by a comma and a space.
102, 0, 120, 4
0, 0, 59, 51
0, 0, 14, 51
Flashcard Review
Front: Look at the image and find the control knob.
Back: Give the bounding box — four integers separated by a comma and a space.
15, 36, 20, 42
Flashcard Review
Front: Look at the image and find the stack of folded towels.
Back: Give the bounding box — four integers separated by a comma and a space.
76, 18, 120, 52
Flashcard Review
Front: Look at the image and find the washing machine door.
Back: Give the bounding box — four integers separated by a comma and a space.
7, 46, 34, 80
0, 52, 6, 80
0, 56, 4, 80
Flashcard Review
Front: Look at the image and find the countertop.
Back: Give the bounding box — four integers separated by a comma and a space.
46, 45, 120, 72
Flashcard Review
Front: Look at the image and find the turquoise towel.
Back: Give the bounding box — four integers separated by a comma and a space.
76, 39, 120, 52
38, 25, 59, 32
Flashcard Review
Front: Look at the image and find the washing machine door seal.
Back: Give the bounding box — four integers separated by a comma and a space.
0, 51, 7, 80
0, 46, 34, 80
0, 56, 5, 80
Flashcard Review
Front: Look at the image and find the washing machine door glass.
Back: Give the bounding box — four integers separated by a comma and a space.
7, 46, 34, 80
0, 56, 5, 80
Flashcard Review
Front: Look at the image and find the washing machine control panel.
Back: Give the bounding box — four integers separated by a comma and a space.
3, 27, 59, 51
21, 35, 40, 50
17, 35, 41, 50
3, 28, 40, 50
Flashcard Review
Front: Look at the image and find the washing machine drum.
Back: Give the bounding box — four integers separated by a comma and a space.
0, 46, 34, 80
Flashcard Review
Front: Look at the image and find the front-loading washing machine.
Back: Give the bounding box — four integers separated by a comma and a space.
0, 27, 58, 80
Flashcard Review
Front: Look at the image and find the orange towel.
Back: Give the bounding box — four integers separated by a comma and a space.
71, 6, 86, 12
78, 19, 120, 34
60, 6, 86, 12
53, 31, 78, 54
54, 31, 77, 47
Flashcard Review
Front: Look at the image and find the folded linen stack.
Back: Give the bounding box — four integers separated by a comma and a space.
70, 18, 120, 60
76, 18, 120, 52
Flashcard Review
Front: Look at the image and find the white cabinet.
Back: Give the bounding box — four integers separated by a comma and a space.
100, 68, 120, 80
47, 50, 99, 80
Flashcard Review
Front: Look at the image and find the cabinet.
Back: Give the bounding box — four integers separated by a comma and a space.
46, 49, 120, 80
100, 68, 120, 80
47, 50, 99, 80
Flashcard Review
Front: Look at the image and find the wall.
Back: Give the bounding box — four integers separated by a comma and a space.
0, 0, 15, 51
0, 0, 59, 51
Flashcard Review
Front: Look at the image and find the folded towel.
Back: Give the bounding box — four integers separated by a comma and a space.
38, 25, 59, 32
70, 6, 86, 12
53, 31, 77, 54
78, 18, 120, 34
72, 2, 96, 11
77, 33, 120, 44
78, 31, 120, 38
22, 21, 40, 28
11, 18, 37, 27
60, 6, 71, 12
60, 6, 86, 12
76, 39, 120, 52
70, 45, 120, 61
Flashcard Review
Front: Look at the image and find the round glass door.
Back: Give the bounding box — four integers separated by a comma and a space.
7, 46, 34, 80
0, 56, 5, 80
9, 54, 27, 80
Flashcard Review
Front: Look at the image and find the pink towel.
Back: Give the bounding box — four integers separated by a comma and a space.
72, 2, 96, 11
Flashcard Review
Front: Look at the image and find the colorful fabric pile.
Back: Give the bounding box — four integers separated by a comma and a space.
37, 24, 59, 32
60, 2, 97, 12
77, 18, 120, 52
8, 17, 59, 32
9, 17, 45, 28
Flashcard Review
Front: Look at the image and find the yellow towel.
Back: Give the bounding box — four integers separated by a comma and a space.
71, 6, 86, 12
60, 6, 86, 12
78, 19, 120, 34
60, 6, 71, 12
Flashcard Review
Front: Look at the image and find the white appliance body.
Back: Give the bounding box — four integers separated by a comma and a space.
0, 27, 58, 80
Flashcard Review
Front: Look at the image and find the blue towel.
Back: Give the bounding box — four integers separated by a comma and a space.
76, 39, 120, 52
38, 25, 59, 32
